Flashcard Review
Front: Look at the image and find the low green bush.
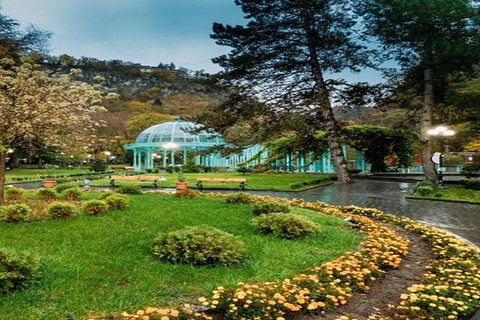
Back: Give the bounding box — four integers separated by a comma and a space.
152, 225, 246, 266
174, 189, 201, 199
416, 185, 435, 197
0, 248, 41, 294
46, 202, 77, 219
252, 213, 319, 239
55, 182, 80, 193
461, 163, 480, 178
36, 188, 57, 201
252, 201, 291, 216
115, 185, 143, 195
225, 192, 254, 204
4, 187, 24, 201
62, 187, 83, 201
461, 179, 480, 190
99, 191, 115, 200
0, 204, 34, 223
82, 200, 109, 216
105, 194, 130, 210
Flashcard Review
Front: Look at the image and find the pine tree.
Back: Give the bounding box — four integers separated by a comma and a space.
211, 0, 373, 183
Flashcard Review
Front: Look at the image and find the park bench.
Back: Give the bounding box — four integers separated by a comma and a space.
196, 177, 247, 190
109, 175, 166, 188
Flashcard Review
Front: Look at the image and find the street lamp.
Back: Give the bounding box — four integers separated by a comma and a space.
427, 125, 456, 187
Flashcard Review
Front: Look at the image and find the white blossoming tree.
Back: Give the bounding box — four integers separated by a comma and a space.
0, 59, 108, 203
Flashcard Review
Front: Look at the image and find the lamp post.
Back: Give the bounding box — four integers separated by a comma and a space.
427, 126, 455, 187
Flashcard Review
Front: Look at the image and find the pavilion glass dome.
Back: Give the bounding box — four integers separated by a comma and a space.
124, 118, 263, 171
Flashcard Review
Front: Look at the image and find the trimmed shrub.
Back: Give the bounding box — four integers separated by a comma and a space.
5, 187, 24, 201
252, 213, 319, 239
62, 187, 82, 201
105, 194, 130, 210
0, 248, 41, 294
175, 189, 201, 199
152, 225, 246, 266
36, 188, 57, 201
46, 202, 77, 219
252, 201, 291, 216
55, 182, 80, 193
461, 179, 480, 190
116, 185, 143, 195
416, 186, 434, 197
225, 192, 254, 204
99, 191, 115, 200
82, 200, 109, 216
0, 204, 34, 223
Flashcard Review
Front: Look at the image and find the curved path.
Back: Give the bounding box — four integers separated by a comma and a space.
245, 180, 480, 247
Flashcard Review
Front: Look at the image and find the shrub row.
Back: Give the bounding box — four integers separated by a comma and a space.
289, 176, 336, 189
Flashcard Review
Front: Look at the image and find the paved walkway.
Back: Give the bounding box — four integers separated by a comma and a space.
246, 180, 480, 247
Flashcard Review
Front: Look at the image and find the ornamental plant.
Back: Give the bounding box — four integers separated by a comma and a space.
152, 225, 246, 266
0, 204, 34, 223
252, 213, 319, 239
116, 185, 143, 195
62, 187, 82, 201
4, 187, 24, 201
0, 248, 41, 294
36, 188, 57, 201
46, 202, 77, 219
252, 201, 291, 216
55, 182, 80, 193
105, 194, 130, 210
174, 189, 201, 199
82, 200, 109, 216
225, 192, 254, 204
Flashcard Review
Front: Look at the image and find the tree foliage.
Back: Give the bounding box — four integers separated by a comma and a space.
341, 125, 419, 172
0, 61, 106, 203
359, 0, 480, 179
208, 0, 376, 183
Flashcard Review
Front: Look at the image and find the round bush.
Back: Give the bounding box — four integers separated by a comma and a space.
82, 200, 109, 216
115, 185, 143, 195
252, 213, 319, 239
252, 201, 291, 216
105, 194, 130, 210
99, 191, 115, 200
0, 248, 41, 294
55, 182, 80, 193
4, 187, 25, 201
0, 204, 34, 223
46, 202, 77, 219
174, 189, 201, 199
225, 192, 254, 204
152, 225, 246, 266
36, 188, 57, 201
416, 186, 434, 197
62, 187, 82, 201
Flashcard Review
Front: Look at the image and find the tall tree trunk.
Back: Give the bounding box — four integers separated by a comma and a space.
0, 150, 6, 204
421, 66, 438, 181
303, 12, 353, 184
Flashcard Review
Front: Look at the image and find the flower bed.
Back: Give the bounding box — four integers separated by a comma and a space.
118, 194, 412, 320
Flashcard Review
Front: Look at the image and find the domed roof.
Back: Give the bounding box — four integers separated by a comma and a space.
134, 119, 225, 148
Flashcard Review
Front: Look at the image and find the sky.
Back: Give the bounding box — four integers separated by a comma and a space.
1, 0, 383, 82
2, 0, 245, 73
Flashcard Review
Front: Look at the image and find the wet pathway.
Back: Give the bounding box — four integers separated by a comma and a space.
244, 180, 480, 247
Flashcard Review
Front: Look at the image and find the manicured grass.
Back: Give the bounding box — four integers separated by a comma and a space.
5, 168, 91, 183
411, 185, 480, 203
92, 172, 336, 191
0, 193, 361, 319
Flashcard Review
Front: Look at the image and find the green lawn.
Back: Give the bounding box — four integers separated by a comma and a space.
5, 168, 91, 183
92, 172, 336, 191
411, 185, 480, 203
0, 193, 361, 319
